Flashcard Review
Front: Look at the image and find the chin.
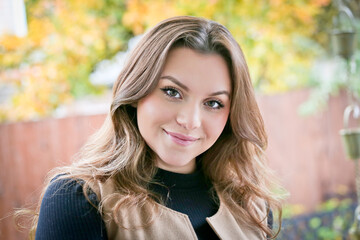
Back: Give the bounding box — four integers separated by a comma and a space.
158, 154, 195, 167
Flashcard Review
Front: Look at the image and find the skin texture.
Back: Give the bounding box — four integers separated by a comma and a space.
136, 47, 231, 174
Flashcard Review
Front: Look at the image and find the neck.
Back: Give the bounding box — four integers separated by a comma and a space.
155, 158, 197, 174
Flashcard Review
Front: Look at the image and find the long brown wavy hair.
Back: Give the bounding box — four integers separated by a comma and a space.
21, 16, 282, 238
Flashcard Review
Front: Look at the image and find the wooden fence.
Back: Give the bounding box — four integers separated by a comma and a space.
0, 89, 356, 239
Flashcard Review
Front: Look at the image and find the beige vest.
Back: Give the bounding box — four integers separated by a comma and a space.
94, 179, 267, 240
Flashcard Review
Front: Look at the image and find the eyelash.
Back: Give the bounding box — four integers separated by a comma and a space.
205, 100, 224, 110
161, 86, 182, 99
160, 86, 225, 110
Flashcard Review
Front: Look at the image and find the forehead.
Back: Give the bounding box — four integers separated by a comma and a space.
160, 47, 232, 93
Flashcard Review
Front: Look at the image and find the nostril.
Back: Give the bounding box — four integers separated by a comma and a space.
176, 117, 201, 130
176, 105, 201, 130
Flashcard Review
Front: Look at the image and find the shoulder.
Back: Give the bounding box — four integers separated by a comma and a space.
42, 175, 98, 205
36, 175, 107, 240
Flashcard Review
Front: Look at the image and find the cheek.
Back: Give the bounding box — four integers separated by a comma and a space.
137, 95, 174, 128
205, 112, 230, 140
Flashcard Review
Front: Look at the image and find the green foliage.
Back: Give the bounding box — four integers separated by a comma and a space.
309, 216, 322, 229
300, 17, 360, 116
280, 197, 355, 239
0, 0, 333, 122
313, 195, 355, 239
281, 203, 306, 219
123, 0, 332, 93
0, 0, 131, 122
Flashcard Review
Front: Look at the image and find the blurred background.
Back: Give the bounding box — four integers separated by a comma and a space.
1, 0, 360, 239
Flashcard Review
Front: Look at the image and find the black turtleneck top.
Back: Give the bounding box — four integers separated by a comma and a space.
35, 168, 272, 239
149, 168, 220, 239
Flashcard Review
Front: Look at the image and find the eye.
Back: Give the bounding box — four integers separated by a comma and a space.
205, 100, 224, 110
161, 87, 182, 99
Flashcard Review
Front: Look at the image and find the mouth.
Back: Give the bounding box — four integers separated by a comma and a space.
163, 130, 199, 146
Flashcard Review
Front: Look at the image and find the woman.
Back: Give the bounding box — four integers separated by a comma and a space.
32, 16, 282, 239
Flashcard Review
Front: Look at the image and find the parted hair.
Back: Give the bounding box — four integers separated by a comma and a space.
23, 16, 282, 238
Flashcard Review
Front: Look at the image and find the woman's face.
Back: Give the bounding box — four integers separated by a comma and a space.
137, 47, 231, 173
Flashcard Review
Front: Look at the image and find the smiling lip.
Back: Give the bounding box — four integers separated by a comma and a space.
164, 130, 198, 146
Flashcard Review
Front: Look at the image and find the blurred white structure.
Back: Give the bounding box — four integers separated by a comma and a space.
89, 35, 143, 87
53, 92, 113, 118
55, 35, 144, 117
0, 0, 28, 37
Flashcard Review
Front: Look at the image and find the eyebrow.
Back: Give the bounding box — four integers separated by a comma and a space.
160, 75, 189, 91
160, 75, 231, 98
209, 91, 231, 98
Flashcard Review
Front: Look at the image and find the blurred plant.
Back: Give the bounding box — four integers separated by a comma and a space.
281, 203, 307, 219
278, 197, 355, 239
0, 0, 131, 122
300, 3, 360, 116
348, 206, 360, 239
123, 0, 332, 93
0, 0, 333, 122
310, 198, 354, 239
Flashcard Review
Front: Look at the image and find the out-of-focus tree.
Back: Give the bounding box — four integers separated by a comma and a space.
0, 0, 333, 122
0, 0, 131, 122
122, 0, 332, 93
300, 1, 360, 115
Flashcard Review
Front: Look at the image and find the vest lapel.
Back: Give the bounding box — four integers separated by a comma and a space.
206, 201, 266, 240
95, 179, 266, 240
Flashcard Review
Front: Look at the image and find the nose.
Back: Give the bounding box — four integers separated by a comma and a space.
176, 103, 201, 130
